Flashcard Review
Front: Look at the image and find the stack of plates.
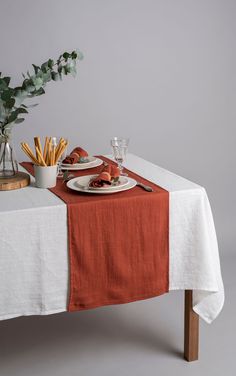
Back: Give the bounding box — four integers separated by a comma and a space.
67, 175, 137, 194
61, 156, 103, 170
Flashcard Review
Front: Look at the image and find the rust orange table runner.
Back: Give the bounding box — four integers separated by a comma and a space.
21, 157, 169, 311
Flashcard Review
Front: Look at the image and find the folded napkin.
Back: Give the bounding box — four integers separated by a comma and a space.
90, 164, 120, 188
63, 147, 89, 164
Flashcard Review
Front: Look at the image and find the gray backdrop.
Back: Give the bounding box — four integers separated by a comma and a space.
0, 2, 235, 375
0, 0, 235, 252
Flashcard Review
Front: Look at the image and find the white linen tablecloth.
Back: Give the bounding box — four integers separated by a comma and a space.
0, 154, 224, 323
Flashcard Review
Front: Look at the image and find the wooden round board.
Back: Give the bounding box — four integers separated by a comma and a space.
0, 172, 30, 191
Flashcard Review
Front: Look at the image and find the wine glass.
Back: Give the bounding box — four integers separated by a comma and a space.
110, 137, 129, 176
51, 137, 68, 178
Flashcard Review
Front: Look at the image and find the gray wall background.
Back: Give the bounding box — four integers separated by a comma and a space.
0, 0, 235, 252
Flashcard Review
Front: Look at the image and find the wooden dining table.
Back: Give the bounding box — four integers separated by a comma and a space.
0, 153, 224, 361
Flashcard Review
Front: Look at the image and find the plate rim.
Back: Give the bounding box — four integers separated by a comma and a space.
61, 157, 103, 170
61, 156, 97, 167
67, 175, 137, 194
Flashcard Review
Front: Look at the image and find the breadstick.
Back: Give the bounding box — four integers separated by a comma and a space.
22, 142, 38, 161
55, 144, 62, 162
34, 137, 41, 161
21, 143, 39, 165
55, 139, 64, 159
34, 137, 43, 156
43, 137, 49, 160
49, 147, 53, 165
56, 137, 63, 152
21, 148, 37, 164
55, 144, 67, 164
56, 139, 68, 162
21, 146, 37, 164
22, 142, 35, 157
36, 146, 47, 166
45, 138, 52, 166
51, 146, 56, 165
55, 143, 65, 163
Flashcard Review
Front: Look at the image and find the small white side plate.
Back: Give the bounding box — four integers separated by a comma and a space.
61, 157, 103, 170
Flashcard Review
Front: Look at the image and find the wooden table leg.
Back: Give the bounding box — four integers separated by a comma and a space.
184, 290, 199, 361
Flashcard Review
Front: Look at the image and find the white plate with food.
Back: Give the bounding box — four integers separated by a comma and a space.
61, 157, 103, 170
76, 175, 129, 191
67, 175, 137, 194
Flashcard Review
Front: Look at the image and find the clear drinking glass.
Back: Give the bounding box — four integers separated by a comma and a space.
110, 137, 129, 176
52, 137, 68, 178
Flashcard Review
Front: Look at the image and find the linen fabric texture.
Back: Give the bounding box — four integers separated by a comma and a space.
21, 157, 169, 311
0, 154, 224, 323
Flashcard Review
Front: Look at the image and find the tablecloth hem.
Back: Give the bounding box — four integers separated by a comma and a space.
193, 302, 223, 324
0, 307, 67, 321
169, 286, 223, 323
169, 286, 218, 291
69, 289, 168, 312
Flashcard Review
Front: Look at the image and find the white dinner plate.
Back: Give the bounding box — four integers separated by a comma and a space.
61, 157, 103, 170
75, 175, 129, 191
67, 175, 137, 194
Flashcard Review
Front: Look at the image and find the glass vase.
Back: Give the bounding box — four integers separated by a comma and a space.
0, 134, 18, 178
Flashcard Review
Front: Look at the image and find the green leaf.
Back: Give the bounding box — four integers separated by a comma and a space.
34, 87, 45, 96
32, 77, 43, 90
42, 71, 51, 83
25, 84, 35, 93
8, 111, 18, 123
0, 48, 83, 131
48, 59, 54, 69
65, 63, 72, 74
5, 98, 15, 108
1, 90, 12, 101
3, 77, 10, 86
16, 107, 28, 114
14, 89, 28, 106
35, 70, 43, 79
32, 64, 40, 74
0, 100, 7, 122
41, 62, 49, 73
71, 51, 77, 59
15, 118, 25, 124
14, 86, 23, 92
63, 52, 70, 61
0, 79, 7, 91
51, 71, 59, 81
22, 78, 30, 90
63, 170, 70, 181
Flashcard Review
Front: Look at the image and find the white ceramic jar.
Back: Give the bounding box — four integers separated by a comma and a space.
34, 165, 58, 188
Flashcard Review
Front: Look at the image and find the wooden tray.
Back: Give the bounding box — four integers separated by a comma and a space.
0, 172, 30, 191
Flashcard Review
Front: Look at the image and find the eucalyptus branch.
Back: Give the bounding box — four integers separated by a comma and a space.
0, 49, 83, 134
